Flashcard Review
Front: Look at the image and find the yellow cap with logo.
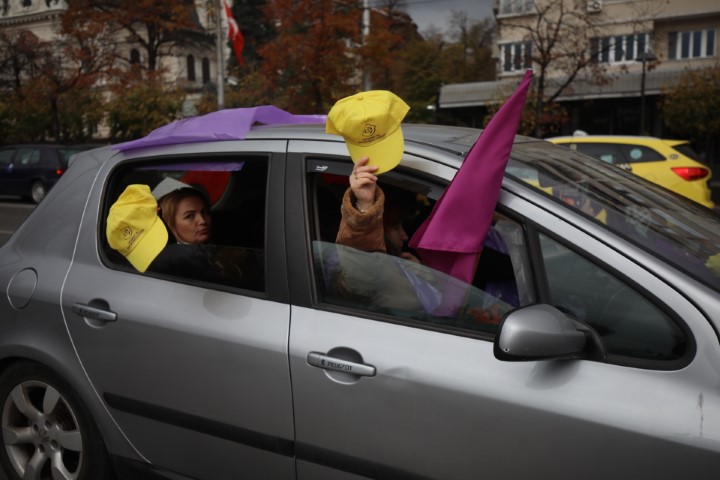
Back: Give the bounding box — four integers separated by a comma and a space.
106, 184, 168, 273
326, 90, 410, 174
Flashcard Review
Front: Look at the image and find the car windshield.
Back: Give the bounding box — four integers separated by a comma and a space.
507, 141, 720, 292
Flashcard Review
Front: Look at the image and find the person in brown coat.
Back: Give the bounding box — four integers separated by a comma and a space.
336, 157, 420, 263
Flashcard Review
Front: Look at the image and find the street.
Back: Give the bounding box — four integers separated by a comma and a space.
0, 198, 35, 246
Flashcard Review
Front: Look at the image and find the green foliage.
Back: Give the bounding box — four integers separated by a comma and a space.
660, 65, 720, 139
56, 88, 106, 143
0, 91, 52, 143
106, 75, 185, 141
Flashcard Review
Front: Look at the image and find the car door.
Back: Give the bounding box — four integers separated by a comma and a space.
285, 145, 719, 480
61, 142, 295, 479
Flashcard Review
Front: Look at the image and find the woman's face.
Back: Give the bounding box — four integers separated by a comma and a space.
385, 222, 408, 251
172, 196, 211, 244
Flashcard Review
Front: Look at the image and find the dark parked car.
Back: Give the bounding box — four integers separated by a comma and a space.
0, 144, 96, 203
0, 121, 720, 479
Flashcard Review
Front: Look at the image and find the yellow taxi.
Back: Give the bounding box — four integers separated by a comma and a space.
547, 135, 714, 208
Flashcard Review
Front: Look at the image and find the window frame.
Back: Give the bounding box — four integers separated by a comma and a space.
668, 28, 716, 60
591, 33, 650, 64
500, 41, 533, 73
526, 220, 696, 370
497, 0, 535, 16
98, 153, 271, 296
303, 156, 534, 340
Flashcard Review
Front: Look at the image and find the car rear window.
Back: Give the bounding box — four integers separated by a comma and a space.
672, 143, 703, 162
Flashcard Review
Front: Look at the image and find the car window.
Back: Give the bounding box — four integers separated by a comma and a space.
672, 143, 702, 161
573, 143, 624, 165
507, 141, 720, 293
101, 156, 267, 292
16, 148, 41, 166
616, 144, 665, 163
538, 232, 689, 365
0, 148, 15, 166
307, 162, 535, 337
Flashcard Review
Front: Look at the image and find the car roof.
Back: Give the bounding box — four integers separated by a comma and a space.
242, 123, 541, 166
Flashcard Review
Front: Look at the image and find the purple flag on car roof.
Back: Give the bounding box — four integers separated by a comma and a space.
409, 70, 533, 284
113, 106, 327, 152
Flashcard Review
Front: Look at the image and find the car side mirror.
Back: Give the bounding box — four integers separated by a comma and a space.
494, 304, 595, 361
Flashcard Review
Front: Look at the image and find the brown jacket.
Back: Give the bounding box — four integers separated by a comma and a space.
335, 186, 386, 253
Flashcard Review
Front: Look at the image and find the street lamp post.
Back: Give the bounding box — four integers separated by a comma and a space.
636, 51, 657, 135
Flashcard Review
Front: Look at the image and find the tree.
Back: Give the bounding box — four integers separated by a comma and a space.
0, 23, 112, 143
500, 0, 613, 137
0, 30, 49, 141
257, 0, 361, 112
446, 13, 496, 83
106, 72, 185, 141
63, 0, 211, 72
660, 64, 720, 163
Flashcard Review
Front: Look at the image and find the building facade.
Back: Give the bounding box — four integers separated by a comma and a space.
0, 0, 228, 118
439, 0, 720, 163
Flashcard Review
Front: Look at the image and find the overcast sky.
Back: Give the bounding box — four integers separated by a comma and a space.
401, 0, 495, 33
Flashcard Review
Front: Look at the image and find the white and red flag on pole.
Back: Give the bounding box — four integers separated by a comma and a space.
223, 0, 245, 65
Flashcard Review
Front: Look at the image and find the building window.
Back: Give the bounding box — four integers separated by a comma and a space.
498, 0, 534, 15
668, 29, 716, 60
500, 41, 532, 72
187, 55, 196, 82
591, 33, 649, 64
130, 49, 141, 66
202, 58, 211, 84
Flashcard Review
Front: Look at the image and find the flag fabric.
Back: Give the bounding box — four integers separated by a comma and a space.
112, 106, 326, 151
409, 69, 533, 284
223, 0, 245, 65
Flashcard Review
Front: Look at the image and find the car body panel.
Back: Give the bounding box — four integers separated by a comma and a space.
0, 124, 719, 479
547, 135, 714, 208
59, 141, 295, 478
286, 151, 720, 478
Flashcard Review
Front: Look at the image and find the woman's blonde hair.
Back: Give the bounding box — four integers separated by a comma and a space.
158, 187, 209, 236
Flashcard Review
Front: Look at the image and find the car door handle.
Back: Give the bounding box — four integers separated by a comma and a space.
72, 303, 117, 322
307, 352, 376, 377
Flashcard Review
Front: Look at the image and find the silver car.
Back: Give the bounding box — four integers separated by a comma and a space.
0, 122, 719, 480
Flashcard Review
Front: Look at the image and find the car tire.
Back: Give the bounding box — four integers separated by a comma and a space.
30, 182, 46, 204
0, 363, 114, 480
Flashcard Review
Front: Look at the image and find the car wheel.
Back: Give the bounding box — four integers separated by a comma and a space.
30, 182, 46, 204
0, 363, 114, 480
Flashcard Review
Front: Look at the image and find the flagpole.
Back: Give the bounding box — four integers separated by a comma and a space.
215, 0, 225, 109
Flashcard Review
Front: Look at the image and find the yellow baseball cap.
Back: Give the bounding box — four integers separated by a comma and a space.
106, 184, 168, 273
326, 90, 410, 174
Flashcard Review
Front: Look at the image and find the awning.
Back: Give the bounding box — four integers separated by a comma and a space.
439, 69, 685, 108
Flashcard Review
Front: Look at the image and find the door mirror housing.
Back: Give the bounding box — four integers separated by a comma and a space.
494, 304, 596, 361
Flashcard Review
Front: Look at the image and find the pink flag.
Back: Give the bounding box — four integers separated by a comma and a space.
223, 0, 245, 65
409, 70, 533, 284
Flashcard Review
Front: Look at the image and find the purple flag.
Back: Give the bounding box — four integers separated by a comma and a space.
113, 106, 326, 152
409, 70, 533, 284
